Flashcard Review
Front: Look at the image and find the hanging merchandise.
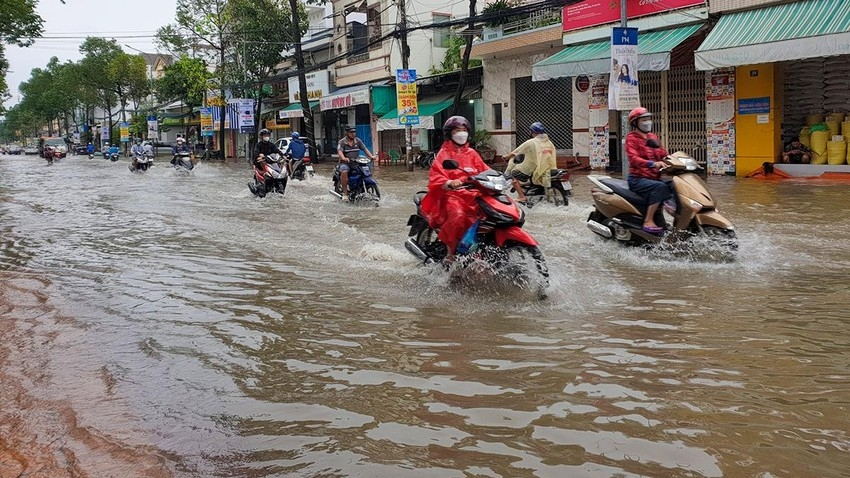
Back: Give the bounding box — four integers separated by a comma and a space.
827, 141, 847, 164
810, 130, 830, 164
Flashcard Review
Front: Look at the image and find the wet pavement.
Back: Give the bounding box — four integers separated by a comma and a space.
1, 153, 849, 477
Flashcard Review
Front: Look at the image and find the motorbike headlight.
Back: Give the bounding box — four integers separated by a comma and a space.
687, 199, 703, 212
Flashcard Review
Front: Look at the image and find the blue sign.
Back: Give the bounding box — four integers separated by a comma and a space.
738, 97, 770, 115
611, 27, 638, 46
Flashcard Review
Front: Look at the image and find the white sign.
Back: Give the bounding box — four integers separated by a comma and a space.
320, 88, 370, 111
280, 108, 305, 119
237, 98, 255, 133
288, 70, 330, 103
757, 114, 769, 124
608, 27, 640, 111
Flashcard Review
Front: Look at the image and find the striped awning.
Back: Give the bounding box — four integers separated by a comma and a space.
532, 24, 703, 81
695, 0, 850, 70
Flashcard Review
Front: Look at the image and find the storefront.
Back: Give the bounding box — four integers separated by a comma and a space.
695, 0, 850, 176
319, 84, 375, 154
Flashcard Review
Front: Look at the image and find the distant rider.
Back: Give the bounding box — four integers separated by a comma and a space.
108, 143, 120, 158
130, 138, 145, 169
336, 126, 375, 201
625, 107, 671, 235
252, 128, 285, 164
86, 142, 94, 156
420, 116, 491, 261
284, 131, 306, 160
171, 137, 191, 165
503, 122, 558, 204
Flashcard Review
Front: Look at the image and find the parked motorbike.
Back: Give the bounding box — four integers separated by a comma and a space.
416, 150, 436, 169
404, 160, 549, 299
171, 151, 195, 173
248, 153, 287, 197
286, 153, 314, 181
586, 151, 737, 249
330, 156, 380, 204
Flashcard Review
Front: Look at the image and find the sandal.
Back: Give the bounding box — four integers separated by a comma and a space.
642, 225, 664, 235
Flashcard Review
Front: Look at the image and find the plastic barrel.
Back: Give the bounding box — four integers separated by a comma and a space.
827, 141, 846, 164
807, 114, 825, 125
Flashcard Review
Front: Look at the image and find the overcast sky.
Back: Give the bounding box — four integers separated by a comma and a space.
4, 0, 178, 108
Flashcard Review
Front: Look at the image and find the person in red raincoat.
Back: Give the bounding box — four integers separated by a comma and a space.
625, 107, 671, 235
420, 116, 491, 258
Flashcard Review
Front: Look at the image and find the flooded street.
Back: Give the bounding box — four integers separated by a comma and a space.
1, 153, 849, 477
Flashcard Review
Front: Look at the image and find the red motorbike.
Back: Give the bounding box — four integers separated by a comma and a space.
43, 145, 60, 165
404, 159, 549, 298
248, 153, 288, 198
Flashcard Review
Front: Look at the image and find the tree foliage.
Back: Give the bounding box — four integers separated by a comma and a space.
430, 36, 483, 75
156, 56, 211, 110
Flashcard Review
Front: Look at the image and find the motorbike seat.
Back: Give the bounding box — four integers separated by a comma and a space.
413, 191, 427, 206
549, 169, 568, 179
600, 178, 649, 206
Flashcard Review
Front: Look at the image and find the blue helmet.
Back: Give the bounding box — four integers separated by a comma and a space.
530, 122, 546, 134
291, 131, 300, 139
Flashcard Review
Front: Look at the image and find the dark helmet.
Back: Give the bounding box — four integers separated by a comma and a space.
530, 122, 546, 134
628, 107, 652, 125
259, 128, 271, 137
291, 131, 300, 139
345, 125, 356, 133
442, 115, 472, 139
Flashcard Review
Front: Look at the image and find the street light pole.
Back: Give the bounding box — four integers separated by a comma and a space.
620, 0, 629, 179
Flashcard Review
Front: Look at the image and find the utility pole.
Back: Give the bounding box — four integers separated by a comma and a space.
289, 0, 317, 162
450, 0, 477, 117
620, 0, 629, 179
399, 0, 414, 171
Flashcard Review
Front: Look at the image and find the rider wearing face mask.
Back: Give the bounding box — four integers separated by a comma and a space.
420, 116, 492, 259
252, 128, 284, 165
625, 107, 672, 235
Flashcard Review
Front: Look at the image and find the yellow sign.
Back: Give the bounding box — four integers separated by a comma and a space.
396, 69, 419, 125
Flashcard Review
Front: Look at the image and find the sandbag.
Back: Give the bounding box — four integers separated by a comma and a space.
827, 141, 847, 164
810, 130, 830, 155
806, 114, 825, 125
826, 121, 841, 137
811, 152, 828, 165
826, 113, 845, 123
841, 121, 850, 137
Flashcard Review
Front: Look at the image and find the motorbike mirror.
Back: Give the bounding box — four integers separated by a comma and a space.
442, 159, 459, 170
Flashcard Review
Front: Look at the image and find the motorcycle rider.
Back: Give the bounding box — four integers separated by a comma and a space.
502, 122, 557, 204
171, 137, 191, 165
108, 142, 120, 160
130, 138, 145, 170
420, 116, 491, 260
336, 126, 375, 202
625, 107, 672, 235
252, 128, 285, 163
86, 142, 94, 157
284, 131, 306, 160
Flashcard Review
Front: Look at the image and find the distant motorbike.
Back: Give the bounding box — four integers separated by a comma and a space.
286, 153, 314, 181
43, 146, 56, 165
587, 151, 737, 249
404, 160, 549, 299
416, 150, 436, 169
248, 153, 287, 197
170, 151, 195, 173
330, 156, 380, 204
130, 151, 153, 172
506, 154, 573, 207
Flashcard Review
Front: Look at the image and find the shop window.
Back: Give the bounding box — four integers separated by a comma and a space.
493, 103, 503, 130
432, 13, 452, 48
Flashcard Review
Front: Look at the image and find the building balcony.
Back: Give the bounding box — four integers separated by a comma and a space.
471, 8, 563, 60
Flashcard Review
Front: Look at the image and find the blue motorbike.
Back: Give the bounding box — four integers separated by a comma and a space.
331, 156, 380, 204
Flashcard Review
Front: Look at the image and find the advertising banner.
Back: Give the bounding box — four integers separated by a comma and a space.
608, 27, 640, 111
120, 122, 130, 142
238, 98, 255, 134
320, 88, 370, 111
288, 70, 330, 103
396, 69, 419, 126
563, 0, 704, 32
200, 107, 214, 137
147, 115, 158, 138
101, 124, 109, 141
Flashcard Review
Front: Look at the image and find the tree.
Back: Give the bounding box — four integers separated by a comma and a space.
156, 55, 211, 137
157, 0, 234, 155
287, 0, 317, 160
429, 36, 482, 75
450, 0, 478, 116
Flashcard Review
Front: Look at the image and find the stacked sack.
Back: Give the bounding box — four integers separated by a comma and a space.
825, 113, 847, 165
808, 123, 830, 165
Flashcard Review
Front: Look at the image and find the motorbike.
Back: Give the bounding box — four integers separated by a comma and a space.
248, 153, 287, 197
506, 154, 574, 207
416, 150, 436, 169
171, 151, 195, 173
586, 151, 737, 249
130, 151, 153, 172
43, 146, 55, 165
404, 160, 549, 299
109, 150, 120, 162
286, 153, 314, 181
330, 156, 380, 204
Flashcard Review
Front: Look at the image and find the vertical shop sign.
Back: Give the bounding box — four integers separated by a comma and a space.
609, 27, 640, 111
396, 69, 419, 126
120, 122, 130, 142
705, 68, 736, 175
589, 75, 610, 169
147, 115, 158, 138
101, 123, 109, 141
238, 98, 255, 133
200, 107, 214, 137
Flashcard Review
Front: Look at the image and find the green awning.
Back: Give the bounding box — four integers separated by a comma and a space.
695, 0, 850, 70
371, 85, 396, 117
279, 101, 319, 112
379, 98, 454, 120
532, 24, 703, 81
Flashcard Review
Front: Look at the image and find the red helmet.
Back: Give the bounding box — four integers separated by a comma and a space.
442, 115, 472, 139
628, 107, 652, 124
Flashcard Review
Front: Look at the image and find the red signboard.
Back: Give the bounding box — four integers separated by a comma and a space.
563, 0, 705, 32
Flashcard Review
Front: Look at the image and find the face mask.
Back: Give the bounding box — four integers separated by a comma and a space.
261, 136, 270, 142
638, 121, 653, 133
452, 131, 469, 144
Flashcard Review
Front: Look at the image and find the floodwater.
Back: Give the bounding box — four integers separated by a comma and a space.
1, 153, 848, 477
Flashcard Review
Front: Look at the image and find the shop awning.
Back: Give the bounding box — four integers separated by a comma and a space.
694, 0, 850, 70
532, 23, 703, 81
376, 97, 454, 131
278, 101, 319, 119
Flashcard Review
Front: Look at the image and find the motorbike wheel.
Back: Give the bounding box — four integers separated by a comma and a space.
366, 184, 381, 199
702, 225, 738, 251
501, 244, 549, 299
254, 181, 267, 198
415, 226, 447, 263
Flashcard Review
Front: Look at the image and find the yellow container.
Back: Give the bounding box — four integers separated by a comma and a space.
807, 114, 825, 125
827, 121, 841, 137
826, 113, 846, 123
810, 130, 830, 155
827, 141, 847, 164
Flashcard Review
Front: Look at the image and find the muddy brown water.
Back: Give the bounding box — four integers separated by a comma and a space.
1, 154, 848, 477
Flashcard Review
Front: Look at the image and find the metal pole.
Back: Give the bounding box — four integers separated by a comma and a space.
620, 0, 629, 179
399, 0, 414, 171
